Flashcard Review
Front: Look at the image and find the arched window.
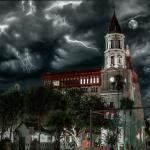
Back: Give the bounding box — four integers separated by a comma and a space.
93, 77, 96, 83
110, 40, 121, 49
116, 40, 121, 48
110, 56, 115, 66
80, 78, 83, 84
111, 40, 115, 48
118, 55, 122, 64
83, 78, 86, 84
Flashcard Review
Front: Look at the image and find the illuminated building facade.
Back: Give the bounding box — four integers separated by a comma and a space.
42, 12, 146, 150
43, 69, 101, 95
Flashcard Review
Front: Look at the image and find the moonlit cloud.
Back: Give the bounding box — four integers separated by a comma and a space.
5, 16, 18, 23
0, 25, 9, 35
13, 32, 21, 39
51, 34, 100, 69
115, 0, 148, 20
21, 0, 36, 16
44, 1, 83, 12
51, 15, 70, 28
0, 60, 20, 72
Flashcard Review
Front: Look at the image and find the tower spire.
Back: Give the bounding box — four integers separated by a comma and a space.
108, 11, 122, 33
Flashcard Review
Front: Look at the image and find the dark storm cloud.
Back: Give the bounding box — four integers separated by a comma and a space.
0, 0, 150, 116
114, 0, 150, 117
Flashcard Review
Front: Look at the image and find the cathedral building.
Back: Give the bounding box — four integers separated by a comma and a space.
42, 12, 145, 150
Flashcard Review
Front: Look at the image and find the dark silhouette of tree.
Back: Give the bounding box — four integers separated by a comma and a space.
0, 90, 24, 141
26, 86, 56, 150
44, 90, 71, 150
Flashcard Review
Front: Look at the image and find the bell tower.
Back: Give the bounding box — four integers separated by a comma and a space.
104, 12, 126, 69
101, 11, 128, 104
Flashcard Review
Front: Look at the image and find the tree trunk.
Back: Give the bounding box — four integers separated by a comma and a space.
9, 118, 14, 141
1, 128, 3, 141
38, 115, 41, 150
55, 130, 61, 150
1, 115, 6, 141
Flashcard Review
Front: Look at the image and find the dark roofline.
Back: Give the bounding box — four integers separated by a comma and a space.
43, 68, 101, 77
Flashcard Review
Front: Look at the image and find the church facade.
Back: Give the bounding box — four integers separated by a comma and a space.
42, 13, 145, 150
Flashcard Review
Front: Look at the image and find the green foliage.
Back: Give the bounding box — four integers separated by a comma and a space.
94, 136, 101, 147
46, 110, 72, 130
0, 86, 121, 148
0, 90, 24, 140
65, 90, 114, 132
26, 86, 55, 117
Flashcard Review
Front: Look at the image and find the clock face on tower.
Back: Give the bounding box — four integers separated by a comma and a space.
109, 76, 115, 83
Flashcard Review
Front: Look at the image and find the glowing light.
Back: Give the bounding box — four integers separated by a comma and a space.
44, 14, 51, 20
27, 0, 36, 16
44, 14, 69, 29
57, 48, 68, 57
65, 35, 98, 51
53, 16, 68, 27
5, 16, 18, 23
9, 45, 35, 73
128, 19, 138, 29
21, 48, 36, 73
22, 0, 36, 16
0, 24, 9, 35
45, 1, 82, 11
14, 33, 21, 38
21, 0, 25, 11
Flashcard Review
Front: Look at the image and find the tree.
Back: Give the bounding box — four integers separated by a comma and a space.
66, 90, 123, 149
26, 86, 55, 145
44, 90, 71, 150
66, 90, 107, 130
0, 93, 9, 141
7, 91, 24, 140
0, 90, 24, 141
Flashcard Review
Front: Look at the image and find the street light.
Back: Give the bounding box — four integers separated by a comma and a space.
90, 109, 92, 150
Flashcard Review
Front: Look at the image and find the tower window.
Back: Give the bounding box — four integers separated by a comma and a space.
111, 40, 115, 48
83, 78, 86, 84
110, 40, 121, 49
90, 77, 93, 83
116, 40, 121, 48
93, 77, 96, 83
110, 56, 115, 66
87, 78, 89, 84
80, 78, 83, 84
118, 55, 122, 64
110, 102, 114, 107
96, 77, 99, 83
53, 80, 59, 86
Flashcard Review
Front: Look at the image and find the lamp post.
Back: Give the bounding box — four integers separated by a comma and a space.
110, 74, 125, 150
90, 109, 92, 150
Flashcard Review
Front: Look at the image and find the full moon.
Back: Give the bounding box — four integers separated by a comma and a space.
128, 19, 138, 29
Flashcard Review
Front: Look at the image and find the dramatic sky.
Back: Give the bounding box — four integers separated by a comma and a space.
0, 0, 150, 117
